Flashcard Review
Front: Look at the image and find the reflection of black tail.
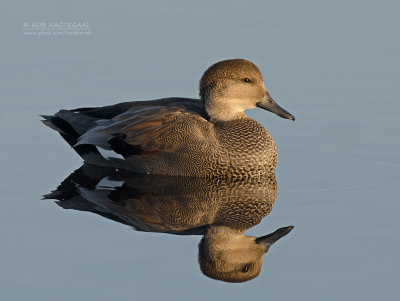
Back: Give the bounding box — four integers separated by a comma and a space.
41, 110, 101, 159
43, 165, 134, 227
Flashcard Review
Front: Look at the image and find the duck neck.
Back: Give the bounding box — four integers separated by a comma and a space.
203, 225, 246, 252
203, 97, 247, 122
207, 225, 245, 237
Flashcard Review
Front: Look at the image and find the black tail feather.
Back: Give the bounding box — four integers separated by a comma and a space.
41, 114, 101, 158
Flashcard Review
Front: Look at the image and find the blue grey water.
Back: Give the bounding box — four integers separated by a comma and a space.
0, 0, 399, 299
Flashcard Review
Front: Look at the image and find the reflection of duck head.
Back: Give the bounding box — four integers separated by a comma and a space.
199, 225, 293, 283
45, 164, 293, 283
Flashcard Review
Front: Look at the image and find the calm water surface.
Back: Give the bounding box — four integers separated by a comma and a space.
1, 0, 399, 300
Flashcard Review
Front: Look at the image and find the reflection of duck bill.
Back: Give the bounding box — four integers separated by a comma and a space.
255, 226, 294, 248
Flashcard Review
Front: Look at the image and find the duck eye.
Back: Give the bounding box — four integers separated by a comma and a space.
242, 265, 249, 273
242, 78, 252, 83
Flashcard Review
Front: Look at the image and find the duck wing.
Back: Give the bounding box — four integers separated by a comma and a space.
75, 97, 209, 158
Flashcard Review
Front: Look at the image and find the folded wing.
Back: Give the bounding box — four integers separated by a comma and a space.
75, 98, 208, 158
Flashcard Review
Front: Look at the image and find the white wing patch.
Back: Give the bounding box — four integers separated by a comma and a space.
96, 146, 125, 160
96, 177, 124, 190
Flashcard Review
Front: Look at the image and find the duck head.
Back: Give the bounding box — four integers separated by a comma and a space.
199, 59, 295, 121
198, 225, 294, 283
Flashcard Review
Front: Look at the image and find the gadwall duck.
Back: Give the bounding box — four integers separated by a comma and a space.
42, 59, 294, 178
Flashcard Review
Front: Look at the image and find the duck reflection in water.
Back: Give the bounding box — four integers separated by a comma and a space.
44, 164, 293, 283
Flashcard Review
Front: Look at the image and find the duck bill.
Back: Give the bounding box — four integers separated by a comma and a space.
255, 225, 294, 247
257, 94, 295, 121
